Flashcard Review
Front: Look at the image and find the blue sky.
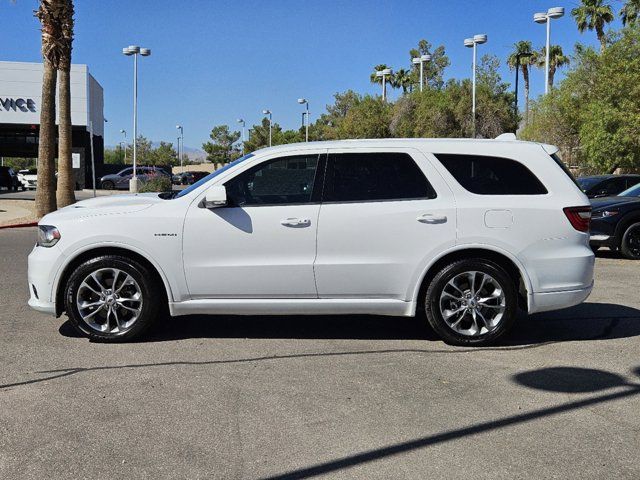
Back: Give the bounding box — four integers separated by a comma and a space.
0, 0, 623, 149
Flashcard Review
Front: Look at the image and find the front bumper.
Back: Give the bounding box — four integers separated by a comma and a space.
27, 243, 65, 316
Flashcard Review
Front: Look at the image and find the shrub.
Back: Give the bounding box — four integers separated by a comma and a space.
139, 174, 171, 193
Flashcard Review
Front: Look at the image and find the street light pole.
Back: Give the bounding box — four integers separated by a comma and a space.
262, 109, 272, 147
375, 68, 392, 101
237, 119, 246, 154
123, 45, 151, 192
297, 98, 309, 142
176, 124, 184, 170
120, 129, 127, 163
464, 34, 487, 138
412, 55, 432, 92
534, 7, 564, 94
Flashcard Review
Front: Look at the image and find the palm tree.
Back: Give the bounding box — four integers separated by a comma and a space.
507, 41, 535, 124
621, 0, 640, 25
536, 45, 570, 90
391, 68, 412, 93
56, 0, 75, 208
370, 64, 393, 99
571, 0, 615, 52
34, 0, 65, 217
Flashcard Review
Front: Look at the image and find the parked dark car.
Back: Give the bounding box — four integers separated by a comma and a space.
0, 166, 24, 191
590, 182, 640, 259
99, 166, 170, 190
577, 174, 640, 198
173, 171, 209, 185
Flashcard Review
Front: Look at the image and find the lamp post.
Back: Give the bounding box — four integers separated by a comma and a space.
411, 54, 432, 92
237, 118, 246, 154
375, 68, 392, 101
464, 34, 487, 138
120, 129, 127, 163
176, 124, 184, 170
534, 7, 564, 94
122, 45, 151, 193
262, 109, 272, 147
297, 98, 310, 142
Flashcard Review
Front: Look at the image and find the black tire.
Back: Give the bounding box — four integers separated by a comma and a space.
101, 180, 114, 190
620, 222, 640, 260
64, 255, 161, 342
424, 259, 518, 347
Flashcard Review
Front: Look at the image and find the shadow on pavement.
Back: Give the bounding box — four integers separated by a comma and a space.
256, 366, 640, 480
57, 301, 640, 344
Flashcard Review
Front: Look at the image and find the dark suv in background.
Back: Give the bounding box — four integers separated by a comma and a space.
0, 166, 23, 191
577, 174, 640, 198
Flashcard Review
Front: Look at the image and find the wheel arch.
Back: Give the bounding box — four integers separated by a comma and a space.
54, 244, 173, 317
614, 212, 640, 248
412, 245, 531, 315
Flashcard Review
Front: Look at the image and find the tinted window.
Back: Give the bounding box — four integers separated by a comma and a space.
225, 155, 319, 206
435, 154, 547, 195
598, 178, 627, 196
324, 152, 436, 202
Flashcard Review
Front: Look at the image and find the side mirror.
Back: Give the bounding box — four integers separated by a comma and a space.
201, 185, 227, 209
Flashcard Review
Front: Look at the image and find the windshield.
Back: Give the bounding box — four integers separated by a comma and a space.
619, 183, 640, 197
174, 154, 254, 199
576, 177, 603, 192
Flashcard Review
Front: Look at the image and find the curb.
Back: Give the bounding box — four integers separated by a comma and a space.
0, 221, 38, 230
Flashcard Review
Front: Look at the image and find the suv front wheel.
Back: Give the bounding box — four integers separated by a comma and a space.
64, 255, 160, 341
425, 259, 517, 346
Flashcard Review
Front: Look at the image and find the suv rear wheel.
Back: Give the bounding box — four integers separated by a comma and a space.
64, 255, 161, 341
425, 259, 517, 346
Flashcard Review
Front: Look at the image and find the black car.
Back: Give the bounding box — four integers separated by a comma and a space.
0, 166, 23, 191
590, 182, 640, 259
577, 174, 640, 198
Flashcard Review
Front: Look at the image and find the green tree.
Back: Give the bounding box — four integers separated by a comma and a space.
571, 0, 615, 52
507, 40, 535, 124
134, 135, 153, 164
408, 40, 450, 89
104, 148, 123, 165
336, 95, 392, 138
621, 0, 640, 25
536, 45, 570, 89
149, 141, 178, 166
202, 125, 241, 163
391, 68, 412, 93
522, 27, 640, 173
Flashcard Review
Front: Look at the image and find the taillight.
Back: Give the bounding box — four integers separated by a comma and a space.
563, 206, 591, 232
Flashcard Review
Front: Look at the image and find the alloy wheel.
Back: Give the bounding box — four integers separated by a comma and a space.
439, 271, 506, 337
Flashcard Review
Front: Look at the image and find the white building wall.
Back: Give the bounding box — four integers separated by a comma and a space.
0, 61, 100, 128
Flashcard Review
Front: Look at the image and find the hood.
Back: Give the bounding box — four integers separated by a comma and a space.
590, 195, 640, 210
40, 193, 163, 223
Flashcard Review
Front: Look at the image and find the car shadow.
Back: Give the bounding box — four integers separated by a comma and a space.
58, 301, 640, 345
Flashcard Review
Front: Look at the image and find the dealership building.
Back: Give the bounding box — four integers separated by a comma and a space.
0, 61, 104, 188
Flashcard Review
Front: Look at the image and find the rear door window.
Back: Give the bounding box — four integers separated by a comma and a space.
324, 152, 436, 202
435, 154, 547, 195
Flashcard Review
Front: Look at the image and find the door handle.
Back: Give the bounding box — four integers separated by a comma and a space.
417, 213, 447, 224
281, 218, 311, 228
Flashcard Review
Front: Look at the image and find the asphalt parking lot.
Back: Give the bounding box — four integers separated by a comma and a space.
1, 227, 639, 479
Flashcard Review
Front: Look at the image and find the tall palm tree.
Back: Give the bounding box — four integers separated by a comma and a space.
56, 0, 75, 208
621, 0, 640, 25
571, 0, 615, 52
536, 45, 570, 90
507, 41, 535, 124
391, 68, 412, 93
34, 0, 65, 217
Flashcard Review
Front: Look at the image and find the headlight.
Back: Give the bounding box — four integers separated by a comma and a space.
591, 210, 619, 219
37, 225, 61, 247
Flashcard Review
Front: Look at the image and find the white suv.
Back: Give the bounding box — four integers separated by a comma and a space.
27, 139, 594, 346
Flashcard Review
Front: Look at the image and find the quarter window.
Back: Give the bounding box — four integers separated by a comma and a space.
224, 155, 320, 206
435, 154, 547, 195
324, 152, 436, 202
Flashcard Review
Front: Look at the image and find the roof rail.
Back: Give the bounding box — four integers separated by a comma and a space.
495, 133, 517, 141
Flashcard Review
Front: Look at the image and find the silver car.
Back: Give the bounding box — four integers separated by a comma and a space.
99, 166, 169, 190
